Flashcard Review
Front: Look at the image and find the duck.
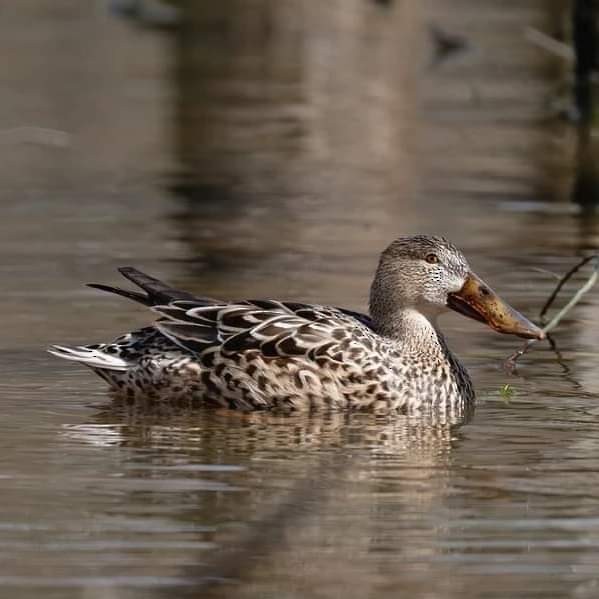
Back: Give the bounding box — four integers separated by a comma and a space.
49, 235, 543, 413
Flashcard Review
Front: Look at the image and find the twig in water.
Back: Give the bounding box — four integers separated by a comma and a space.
529, 267, 563, 281
545, 333, 563, 361
538, 255, 597, 324
524, 27, 575, 62
504, 255, 599, 372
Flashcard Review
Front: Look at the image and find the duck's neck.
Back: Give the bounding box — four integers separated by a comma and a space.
371, 306, 449, 357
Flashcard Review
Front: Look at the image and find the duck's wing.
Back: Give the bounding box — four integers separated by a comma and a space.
152, 299, 370, 360
88, 268, 374, 358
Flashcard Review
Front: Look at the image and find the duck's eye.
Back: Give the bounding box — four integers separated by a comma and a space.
425, 253, 439, 264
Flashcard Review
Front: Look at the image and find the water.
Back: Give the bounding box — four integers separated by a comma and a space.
2, 1, 599, 597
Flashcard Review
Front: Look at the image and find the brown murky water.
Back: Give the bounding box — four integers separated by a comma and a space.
2, 1, 599, 598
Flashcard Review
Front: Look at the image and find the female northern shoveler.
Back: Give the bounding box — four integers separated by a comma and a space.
49, 236, 543, 413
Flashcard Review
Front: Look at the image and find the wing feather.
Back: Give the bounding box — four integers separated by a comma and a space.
156, 322, 220, 353
150, 299, 363, 360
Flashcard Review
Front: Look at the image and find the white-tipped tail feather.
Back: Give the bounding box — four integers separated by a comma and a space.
48, 345, 129, 371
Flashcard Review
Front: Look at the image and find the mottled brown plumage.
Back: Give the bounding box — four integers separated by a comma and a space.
49, 236, 542, 414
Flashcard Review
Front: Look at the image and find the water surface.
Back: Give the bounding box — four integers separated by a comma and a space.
2, 1, 599, 598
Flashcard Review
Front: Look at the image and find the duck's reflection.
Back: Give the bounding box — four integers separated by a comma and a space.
62, 400, 473, 597
63, 400, 474, 530
69, 400, 473, 456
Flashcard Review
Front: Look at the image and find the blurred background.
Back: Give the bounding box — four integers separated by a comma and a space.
3, 1, 599, 598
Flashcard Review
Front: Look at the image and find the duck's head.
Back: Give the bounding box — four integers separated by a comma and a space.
370, 235, 544, 340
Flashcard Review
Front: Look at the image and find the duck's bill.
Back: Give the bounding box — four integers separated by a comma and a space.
447, 272, 545, 340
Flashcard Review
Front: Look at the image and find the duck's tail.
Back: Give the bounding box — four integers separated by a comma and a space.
87, 267, 205, 307
47, 344, 129, 371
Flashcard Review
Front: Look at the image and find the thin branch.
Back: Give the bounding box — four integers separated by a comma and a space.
504, 255, 599, 372
529, 267, 562, 281
539, 255, 597, 324
540, 256, 598, 333
504, 342, 533, 373
545, 333, 563, 361
524, 26, 575, 62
